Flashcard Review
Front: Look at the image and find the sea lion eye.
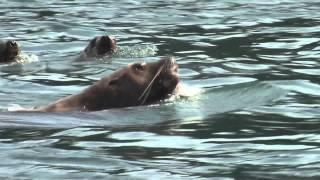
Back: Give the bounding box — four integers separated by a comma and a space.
133, 63, 145, 71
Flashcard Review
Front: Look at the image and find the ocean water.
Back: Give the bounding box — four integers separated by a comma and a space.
0, 0, 320, 179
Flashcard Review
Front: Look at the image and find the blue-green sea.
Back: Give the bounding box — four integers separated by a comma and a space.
0, 0, 320, 179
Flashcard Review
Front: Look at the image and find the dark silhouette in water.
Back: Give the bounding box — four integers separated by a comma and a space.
0, 40, 20, 63
75, 35, 117, 61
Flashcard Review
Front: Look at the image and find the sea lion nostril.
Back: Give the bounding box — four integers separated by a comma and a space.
9, 41, 17, 47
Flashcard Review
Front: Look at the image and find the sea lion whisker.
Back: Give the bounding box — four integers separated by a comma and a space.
138, 64, 164, 101
140, 83, 153, 105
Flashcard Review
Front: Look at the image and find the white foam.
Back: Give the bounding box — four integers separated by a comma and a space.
111, 44, 158, 58
7, 104, 34, 112
15, 53, 39, 63
175, 83, 204, 97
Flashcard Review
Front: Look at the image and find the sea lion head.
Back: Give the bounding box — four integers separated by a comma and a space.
86, 57, 180, 110
84, 35, 117, 58
0, 40, 20, 62
30, 57, 179, 112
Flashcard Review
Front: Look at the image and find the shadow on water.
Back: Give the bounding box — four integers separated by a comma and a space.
0, 81, 286, 129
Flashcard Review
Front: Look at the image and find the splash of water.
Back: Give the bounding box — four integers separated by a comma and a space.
110, 44, 158, 58
15, 53, 39, 63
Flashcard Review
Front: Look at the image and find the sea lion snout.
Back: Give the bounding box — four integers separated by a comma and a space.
96, 35, 117, 56
8, 40, 18, 48
107, 36, 116, 46
107, 35, 117, 52
155, 57, 180, 91
160, 57, 179, 77
7, 40, 20, 57
161, 57, 178, 70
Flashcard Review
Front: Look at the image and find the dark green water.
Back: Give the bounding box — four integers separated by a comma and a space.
0, 0, 320, 179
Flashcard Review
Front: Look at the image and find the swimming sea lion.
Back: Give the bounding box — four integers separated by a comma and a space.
34, 57, 179, 112
75, 35, 117, 61
0, 40, 20, 63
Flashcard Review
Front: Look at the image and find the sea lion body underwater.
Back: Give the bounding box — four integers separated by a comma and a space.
0, 40, 20, 63
33, 57, 179, 112
75, 35, 117, 61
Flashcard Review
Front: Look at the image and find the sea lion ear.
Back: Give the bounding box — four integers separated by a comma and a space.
108, 77, 119, 86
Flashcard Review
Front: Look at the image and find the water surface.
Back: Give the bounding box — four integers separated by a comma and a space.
0, 0, 320, 179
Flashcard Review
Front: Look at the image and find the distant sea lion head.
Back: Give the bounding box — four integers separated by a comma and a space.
84, 35, 117, 58
0, 40, 20, 62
